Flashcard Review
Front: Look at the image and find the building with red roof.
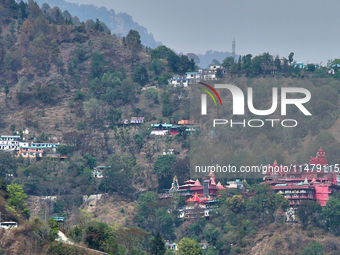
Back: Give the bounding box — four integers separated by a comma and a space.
310, 147, 327, 165
175, 172, 223, 197
263, 148, 340, 206
166, 172, 225, 219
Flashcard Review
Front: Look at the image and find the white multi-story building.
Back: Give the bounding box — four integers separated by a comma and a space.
0, 135, 21, 151
169, 77, 190, 87
17, 142, 60, 158
186, 72, 202, 83
169, 67, 226, 88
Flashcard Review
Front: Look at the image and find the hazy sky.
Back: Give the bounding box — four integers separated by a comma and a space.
67, 0, 340, 65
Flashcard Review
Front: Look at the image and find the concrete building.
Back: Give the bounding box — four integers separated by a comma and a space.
263, 148, 340, 206
0, 135, 21, 151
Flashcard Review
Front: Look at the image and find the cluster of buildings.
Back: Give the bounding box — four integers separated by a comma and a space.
0, 135, 21, 151
169, 65, 226, 87
122, 117, 145, 125
161, 173, 234, 219
150, 120, 199, 136
160, 148, 339, 220
0, 135, 63, 159
263, 148, 339, 207
91, 166, 112, 179
162, 148, 179, 155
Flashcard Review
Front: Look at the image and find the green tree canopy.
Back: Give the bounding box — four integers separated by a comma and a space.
296, 200, 322, 229
300, 241, 324, 255
7, 183, 29, 219
153, 154, 176, 190
322, 194, 340, 235
126, 29, 142, 51
151, 232, 166, 255
178, 238, 203, 255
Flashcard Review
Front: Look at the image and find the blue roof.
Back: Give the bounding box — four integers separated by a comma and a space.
173, 77, 189, 80
151, 124, 173, 128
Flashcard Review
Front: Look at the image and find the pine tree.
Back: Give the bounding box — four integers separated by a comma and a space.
150, 232, 166, 255
4, 84, 9, 98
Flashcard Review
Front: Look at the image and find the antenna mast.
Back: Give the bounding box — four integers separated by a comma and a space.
232, 38, 236, 60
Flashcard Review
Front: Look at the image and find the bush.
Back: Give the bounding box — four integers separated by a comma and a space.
300, 241, 324, 255
56, 145, 72, 156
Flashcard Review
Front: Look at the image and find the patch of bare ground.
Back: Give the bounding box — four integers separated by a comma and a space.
87, 194, 136, 226
246, 223, 340, 255
27, 196, 54, 221
327, 117, 340, 142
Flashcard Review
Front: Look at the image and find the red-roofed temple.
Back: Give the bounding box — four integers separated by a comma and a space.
165, 173, 228, 218
174, 172, 225, 198
263, 148, 340, 206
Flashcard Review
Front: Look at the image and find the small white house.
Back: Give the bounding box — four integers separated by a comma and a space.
150, 130, 169, 136
92, 170, 103, 178
163, 149, 179, 155
131, 117, 144, 124
169, 77, 190, 87
186, 72, 202, 82
165, 241, 178, 251
0, 136, 21, 151
209, 64, 222, 70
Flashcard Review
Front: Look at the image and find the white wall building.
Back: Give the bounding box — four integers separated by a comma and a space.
186, 72, 202, 83
150, 130, 169, 136
209, 64, 222, 71
169, 77, 190, 87
0, 135, 21, 151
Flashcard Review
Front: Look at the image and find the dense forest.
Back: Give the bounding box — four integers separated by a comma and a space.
1, 0, 340, 254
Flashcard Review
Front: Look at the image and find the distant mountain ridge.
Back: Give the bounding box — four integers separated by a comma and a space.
34, 0, 240, 66
34, 0, 162, 48
197, 50, 241, 68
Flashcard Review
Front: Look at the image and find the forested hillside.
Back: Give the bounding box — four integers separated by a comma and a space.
1, 0, 340, 254
35, 0, 162, 48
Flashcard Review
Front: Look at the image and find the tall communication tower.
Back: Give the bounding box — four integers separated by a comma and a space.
232, 39, 236, 60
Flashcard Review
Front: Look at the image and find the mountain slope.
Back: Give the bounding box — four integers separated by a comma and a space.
34, 0, 162, 48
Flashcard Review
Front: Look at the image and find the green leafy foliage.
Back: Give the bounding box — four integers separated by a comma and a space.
103, 154, 136, 194
151, 232, 166, 255
126, 29, 142, 51
151, 45, 195, 75
153, 155, 176, 191
0, 152, 18, 178
322, 194, 340, 235
300, 241, 324, 255
296, 200, 322, 229
178, 238, 203, 255
91, 51, 107, 78
7, 183, 29, 219
4, 2, 340, 254
83, 154, 97, 169
82, 220, 120, 253
56, 145, 72, 156
133, 65, 149, 86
